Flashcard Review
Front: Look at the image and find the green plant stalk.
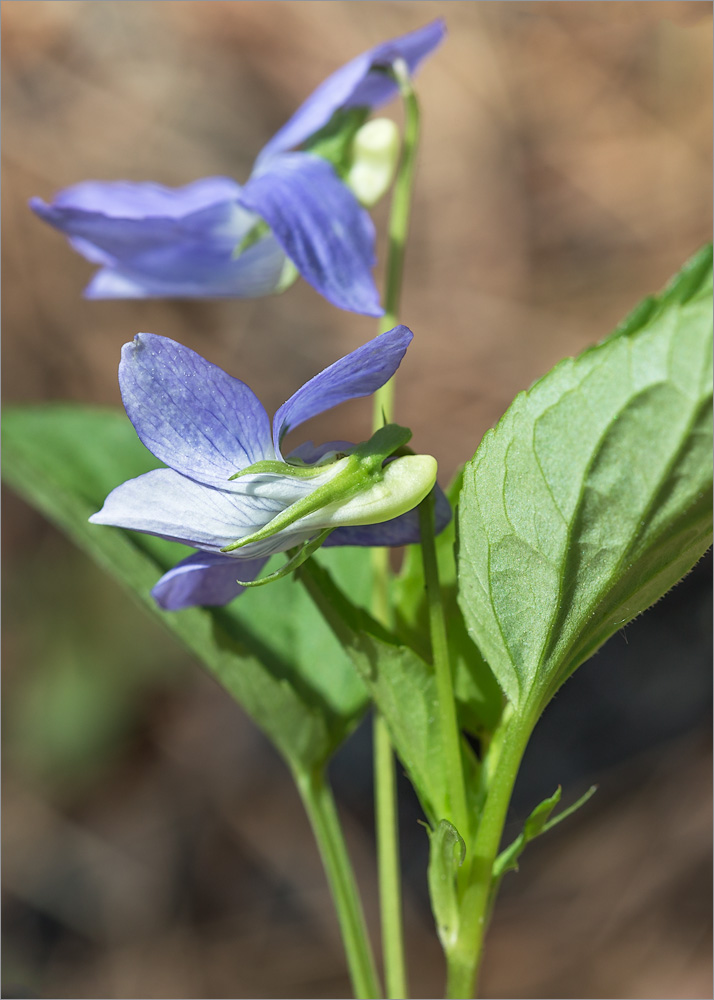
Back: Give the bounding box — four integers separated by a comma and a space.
444, 708, 536, 999
418, 491, 471, 845
295, 765, 382, 999
370, 59, 422, 1000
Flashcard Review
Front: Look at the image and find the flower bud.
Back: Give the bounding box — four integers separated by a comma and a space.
347, 118, 401, 207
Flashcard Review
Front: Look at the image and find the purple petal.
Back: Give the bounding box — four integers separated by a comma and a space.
273, 326, 413, 454
286, 440, 355, 464
119, 334, 274, 485
256, 20, 446, 166
325, 480, 451, 547
30, 180, 288, 298
239, 154, 382, 317
152, 551, 268, 610
46, 177, 246, 217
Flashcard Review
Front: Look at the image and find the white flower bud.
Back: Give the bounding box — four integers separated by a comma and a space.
347, 118, 401, 207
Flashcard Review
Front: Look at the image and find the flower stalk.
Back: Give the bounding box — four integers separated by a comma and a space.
370, 57, 422, 1000
295, 765, 382, 999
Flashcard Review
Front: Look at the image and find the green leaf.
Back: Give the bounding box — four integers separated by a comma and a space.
2, 405, 370, 771
299, 556, 479, 825
493, 785, 597, 879
427, 819, 466, 950
393, 468, 504, 737
458, 245, 714, 712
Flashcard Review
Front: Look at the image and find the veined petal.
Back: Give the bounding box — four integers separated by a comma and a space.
152, 551, 268, 610
255, 19, 446, 166
119, 334, 274, 485
273, 326, 412, 454
30, 181, 288, 299
89, 467, 321, 558
239, 154, 382, 317
89, 467, 285, 551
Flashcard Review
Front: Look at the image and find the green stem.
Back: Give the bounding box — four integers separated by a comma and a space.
373, 711, 408, 999
444, 709, 536, 999
369, 59, 422, 1000
418, 491, 471, 845
295, 765, 382, 999
372, 58, 421, 426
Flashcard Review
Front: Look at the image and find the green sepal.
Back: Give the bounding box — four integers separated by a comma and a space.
237, 530, 334, 588
302, 106, 370, 176
229, 456, 343, 482
232, 218, 271, 259
221, 423, 412, 553
492, 785, 597, 880
427, 820, 466, 951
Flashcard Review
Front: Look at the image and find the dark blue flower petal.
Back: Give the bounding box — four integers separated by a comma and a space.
273, 326, 412, 454
119, 334, 274, 485
239, 153, 382, 317
30, 180, 288, 298
152, 551, 268, 610
325, 479, 451, 546
255, 19, 446, 166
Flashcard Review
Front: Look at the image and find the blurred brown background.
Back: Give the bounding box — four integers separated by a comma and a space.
2, 2, 712, 998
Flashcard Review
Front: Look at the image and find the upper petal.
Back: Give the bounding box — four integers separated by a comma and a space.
30, 180, 289, 298
238, 154, 382, 317
255, 19, 446, 166
273, 326, 413, 455
152, 550, 268, 610
119, 333, 274, 485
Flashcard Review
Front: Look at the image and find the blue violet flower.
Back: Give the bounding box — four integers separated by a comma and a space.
89, 326, 451, 610
30, 20, 445, 316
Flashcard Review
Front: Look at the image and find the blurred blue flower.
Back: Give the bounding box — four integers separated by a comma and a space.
89, 327, 450, 610
30, 20, 445, 315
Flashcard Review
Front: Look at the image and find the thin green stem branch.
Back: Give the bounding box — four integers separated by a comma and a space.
369, 58, 422, 1000
295, 765, 382, 1000
418, 492, 471, 845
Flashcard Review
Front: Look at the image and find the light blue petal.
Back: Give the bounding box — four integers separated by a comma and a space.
88, 468, 283, 551
239, 153, 382, 317
273, 326, 412, 454
255, 19, 446, 166
119, 334, 274, 486
152, 551, 268, 610
89, 467, 319, 558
